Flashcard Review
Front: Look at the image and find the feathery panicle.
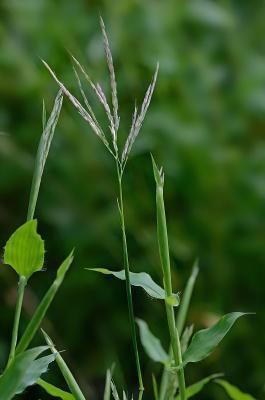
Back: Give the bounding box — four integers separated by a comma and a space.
39, 90, 63, 172
27, 89, 63, 221
122, 104, 138, 164
100, 16, 120, 134
42, 59, 110, 151
122, 62, 159, 164
42, 99, 46, 130
71, 55, 117, 153
72, 65, 105, 140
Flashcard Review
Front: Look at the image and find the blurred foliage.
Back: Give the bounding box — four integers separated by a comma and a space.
0, 0, 265, 399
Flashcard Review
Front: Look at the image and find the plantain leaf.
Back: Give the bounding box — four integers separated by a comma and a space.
136, 318, 168, 364
4, 219, 45, 278
215, 379, 256, 400
182, 312, 248, 365
87, 268, 179, 305
0, 346, 55, 400
16, 250, 74, 355
175, 374, 222, 400
38, 379, 75, 400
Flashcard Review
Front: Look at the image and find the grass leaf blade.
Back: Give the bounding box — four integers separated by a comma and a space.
42, 331, 86, 400
136, 319, 168, 364
215, 379, 256, 400
176, 261, 199, 334
16, 250, 74, 355
38, 379, 75, 400
87, 268, 179, 304
175, 374, 223, 400
183, 312, 249, 365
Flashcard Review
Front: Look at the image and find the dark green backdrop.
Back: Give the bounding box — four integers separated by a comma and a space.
0, 0, 264, 399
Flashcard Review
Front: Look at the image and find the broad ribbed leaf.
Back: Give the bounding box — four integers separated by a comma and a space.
182, 312, 248, 365
4, 220, 45, 278
16, 250, 74, 355
88, 268, 179, 305
38, 379, 75, 400
215, 379, 256, 400
176, 374, 222, 400
0, 346, 55, 400
136, 319, 168, 364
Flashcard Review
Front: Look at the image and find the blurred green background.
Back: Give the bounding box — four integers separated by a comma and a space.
0, 0, 264, 398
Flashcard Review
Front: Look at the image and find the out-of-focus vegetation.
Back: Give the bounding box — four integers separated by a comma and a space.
0, 0, 264, 399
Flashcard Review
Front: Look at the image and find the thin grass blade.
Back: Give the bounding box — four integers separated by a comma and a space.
175, 374, 223, 400
38, 379, 75, 400
152, 374, 159, 400
42, 330, 86, 400
215, 379, 256, 400
176, 261, 199, 334
104, 369, 112, 400
16, 250, 74, 355
110, 381, 120, 400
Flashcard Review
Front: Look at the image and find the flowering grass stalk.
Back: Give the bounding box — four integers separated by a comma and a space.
43, 17, 158, 392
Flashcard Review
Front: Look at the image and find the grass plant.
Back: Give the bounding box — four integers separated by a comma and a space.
0, 17, 257, 400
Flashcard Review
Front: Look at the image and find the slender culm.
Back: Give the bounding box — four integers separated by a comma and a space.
6, 276, 27, 368
116, 161, 144, 391
152, 156, 186, 400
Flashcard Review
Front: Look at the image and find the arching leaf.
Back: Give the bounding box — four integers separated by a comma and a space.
136, 319, 168, 364
176, 374, 222, 399
87, 268, 179, 305
182, 312, 248, 365
38, 379, 75, 400
215, 379, 256, 400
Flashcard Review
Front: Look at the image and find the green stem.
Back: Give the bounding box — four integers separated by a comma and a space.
160, 263, 199, 399
153, 159, 186, 400
116, 161, 144, 391
7, 275, 27, 368
165, 305, 186, 400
